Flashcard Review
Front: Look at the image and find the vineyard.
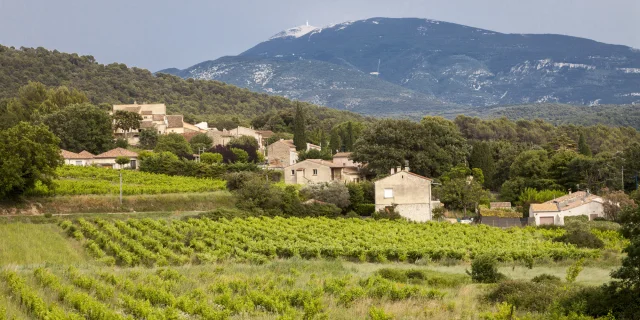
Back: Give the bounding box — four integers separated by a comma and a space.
27, 166, 226, 196
0, 262, 472, 319
60, 217, 626, 267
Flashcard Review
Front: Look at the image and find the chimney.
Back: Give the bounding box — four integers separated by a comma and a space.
390, 167, 395, 175
404, 160, 410, 172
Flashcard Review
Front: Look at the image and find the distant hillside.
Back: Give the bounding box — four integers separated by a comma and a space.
0, 45, 369, 130
474, 103, 640, 130
163, 17, 640, 116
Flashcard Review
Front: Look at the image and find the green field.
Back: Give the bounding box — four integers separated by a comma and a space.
27, 166, 226, 196
0, 216, 626, 319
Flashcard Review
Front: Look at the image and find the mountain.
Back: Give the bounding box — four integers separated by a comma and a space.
0, 45, 368, 131
161, 17, 640, 116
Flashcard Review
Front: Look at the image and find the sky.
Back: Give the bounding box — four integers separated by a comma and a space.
0, 0, 638, 71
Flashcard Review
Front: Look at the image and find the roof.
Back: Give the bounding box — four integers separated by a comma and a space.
181, 131, 200, 142
94, 148, 139, 159
544, 191, 588, 204
376, 170, 433, 183
78, 151, 95, 158
141, 110, 152, 115
530, 203, 559, 212
166, 115, 183, 128
140, 121, 155, 129
61, 150, 85, 159
303, 159, 342, 168
257, 130, 274, 138
559, 195, 601, 211
121, 106, 141, 113
270, 139, 296, 148
333, 152, 352, 158
152, 114, 165, 121
490, 202, 512, 209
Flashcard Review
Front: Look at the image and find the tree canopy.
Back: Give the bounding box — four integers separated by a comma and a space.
43, 103, 114, 154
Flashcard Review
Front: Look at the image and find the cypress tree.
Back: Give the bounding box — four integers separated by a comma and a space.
344, 121, 354, 151
293, 103, 306, 151
577, 132, 592, 156
468, 141, 496, 189
329, 130, 341, 155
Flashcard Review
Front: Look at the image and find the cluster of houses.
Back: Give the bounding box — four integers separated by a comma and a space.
61, 103, 606, 226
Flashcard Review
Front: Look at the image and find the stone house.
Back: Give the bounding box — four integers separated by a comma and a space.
92, 148, 139, 170
60, 150, 95, 166
267, 139, 322, 168
206, 126, 274, 153
529, 191, 605, 225
374, 168, 440, 222
284, 159, 361, 185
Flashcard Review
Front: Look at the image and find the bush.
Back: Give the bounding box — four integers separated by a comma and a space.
554, 221, 604, 249
230, 148, 249, 163
192, 208, 254, 220
200, 152, 223, 164
467, 254, 505, 283
375, 268, 469, 288
486, 280, 560, 313
115, 138, 128, 148
531, 274, 561, 284
300, 182, 351, 210
565, 215, 589, 223
355, 204, 375, 216
226, 171, 260, 191
372, 206, 403, 220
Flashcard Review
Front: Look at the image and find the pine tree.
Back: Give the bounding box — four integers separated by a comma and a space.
577, 132, 592, 156
468, 141, 496, 189
329, 130, 341, 155
293, 103, 306, 151
344, 121, 354, 151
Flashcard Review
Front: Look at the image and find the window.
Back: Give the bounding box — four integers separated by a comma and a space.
291, 170, 295, 176
384, 188, 393, 198
75, 161, 82, 166
313, 169, 318, 176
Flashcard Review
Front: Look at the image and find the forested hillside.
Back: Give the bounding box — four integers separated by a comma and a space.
0, 45, 368, 130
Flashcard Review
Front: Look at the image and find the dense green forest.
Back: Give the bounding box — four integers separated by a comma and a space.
0, 45, 369, 130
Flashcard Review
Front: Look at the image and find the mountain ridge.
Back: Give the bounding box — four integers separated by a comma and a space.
160, 17, 640, 116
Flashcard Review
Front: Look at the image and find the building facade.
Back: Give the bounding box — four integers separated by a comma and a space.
374, 169, 439, 222
530, 191, 605, 225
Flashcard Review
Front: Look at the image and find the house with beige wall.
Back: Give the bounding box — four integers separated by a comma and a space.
284, 159, 362, 185
92, 148, 139, 170
61, 150, 95, 166
267, 139, 322, 168
374, 168, 439, 222
530, 191, 604, 225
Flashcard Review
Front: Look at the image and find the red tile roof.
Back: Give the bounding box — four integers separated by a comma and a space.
78, 151, 95, 158
152, 114, 165, 121
60, 149, 84, 159
94, 148, 138, 159
181, 131, 200, 142
166, 115, 183, 128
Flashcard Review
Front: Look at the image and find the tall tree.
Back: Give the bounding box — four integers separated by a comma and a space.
577, 132, 592, 156
468, 141, 495, 189
43, 103, 114, 154
329, 130, 341, 155
155, 133, 193, 158
138, 129, 159, 150
293, 103, 306, 151
0, 122, 62, 199
190, 133, 214, 153
344, 121, 354, 151
438, 165, 490, 216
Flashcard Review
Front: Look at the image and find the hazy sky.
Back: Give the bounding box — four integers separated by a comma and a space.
1, 0, 638, 71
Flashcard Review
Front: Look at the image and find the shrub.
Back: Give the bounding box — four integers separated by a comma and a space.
230, 148, 249, 163
565, 258, 585, 283
531, 274, 561, 284
467, 254, 504, 283
300, 182, 351, 210
193, 208, 254, 220
355, 204, 375, 216
368, 307, 393, 320
486, 280, 559, 313
115, 138, 129, 148
303, 202, 342, 217
372, 205, 403, 220
226, 171, 260, 191
554, 221, 605, 249
200, 152, 223, 164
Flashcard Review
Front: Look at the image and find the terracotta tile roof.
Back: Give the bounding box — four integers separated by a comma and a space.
530, 203, 559, 212
181, 131, 200, 142
333, 152, 352, 158
490, 202, 512, 209
152, 114, 165, 121
78, 151, 95, 158
375, 170, 433, 183
166, 115, 183, 128
544, 191, 587, 204
140, 121, 155, 129
276, 139, 296, 148
559, 195, 601, 211
257, 130, 274, 138
94, 148, 138, 159
60, 149, 84, 159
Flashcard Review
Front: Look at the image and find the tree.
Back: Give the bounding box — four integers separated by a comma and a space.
601, 188, 637, 221
577, 132, 592, 156
112, 110, 142, 138
115, 139, 129, 148
228, 135, 258, 151
190, 133, 213, 153
139, 129, 159, 150
293, 103, 306, 151
298, 149, 332, 161
329, 130, 341, 155
344, 121, 354, 151
43, 103, 114, 154
438, 165, 490, 216
155, 133, 192, 157
231, 148, 249, 163
468, 141, 495, 189
509, 149, 550, 180
300, 182, 351, 210
115, 156, 130, 205
0, 122, 62, 199
200, 152, 223, 164
352, 118, 468, 178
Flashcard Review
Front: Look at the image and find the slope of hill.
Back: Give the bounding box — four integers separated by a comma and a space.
0, 45, 369, 130
162, 17, 640, 116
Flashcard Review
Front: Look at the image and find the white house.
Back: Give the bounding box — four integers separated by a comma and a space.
92, 148, 139, 170
60, 150, 95, 166
374, 168, 440, 222
530, 191, 605, 225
